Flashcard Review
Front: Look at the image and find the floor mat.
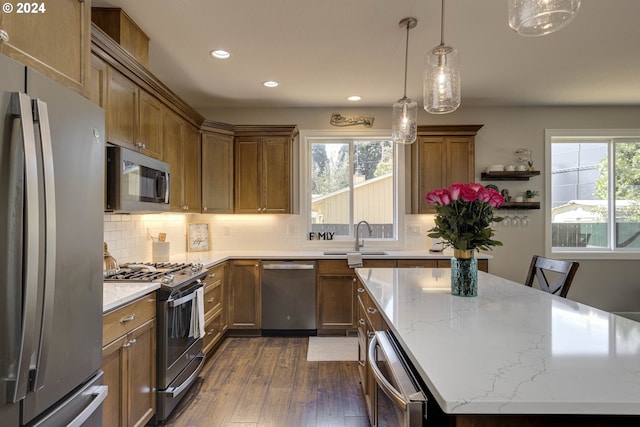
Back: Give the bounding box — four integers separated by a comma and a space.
306, 336, 358, 361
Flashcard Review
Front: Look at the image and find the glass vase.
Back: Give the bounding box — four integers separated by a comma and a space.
451, 249, 478, 297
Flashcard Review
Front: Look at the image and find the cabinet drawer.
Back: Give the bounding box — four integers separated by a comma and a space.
356, 289, 381, 331
204, 285, 222, 319
203, 311, 223, 354
204, 263, 226, 292
103, 294, 156, 346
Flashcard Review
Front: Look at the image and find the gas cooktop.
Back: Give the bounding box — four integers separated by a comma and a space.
104, 262, 207, 289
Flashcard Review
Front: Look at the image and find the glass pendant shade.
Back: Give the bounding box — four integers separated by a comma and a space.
508, 0, 581, 37
392, 96, 417, 144
424, 45, 461, 114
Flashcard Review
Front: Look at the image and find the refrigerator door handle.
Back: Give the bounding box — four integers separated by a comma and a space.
8, 92, 41, 402
31, 98, 56, 391
66, 385, 108, 427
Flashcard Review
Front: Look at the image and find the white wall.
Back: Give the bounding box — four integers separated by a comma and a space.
104, 105, 640, 314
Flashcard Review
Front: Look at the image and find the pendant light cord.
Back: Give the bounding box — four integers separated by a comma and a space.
440, 0, 446, 47
403, 20, 410, 97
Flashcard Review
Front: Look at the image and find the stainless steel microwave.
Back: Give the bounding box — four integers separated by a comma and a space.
105, 146, 170, 212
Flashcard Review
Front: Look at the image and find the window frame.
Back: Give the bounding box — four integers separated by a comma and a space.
299, 129, 406, 250
545, 129, 640, 260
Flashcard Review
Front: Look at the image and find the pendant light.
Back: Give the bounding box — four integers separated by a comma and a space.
508, 0, 581, 37
424, 0, 460, 114
392, 17, 418, 145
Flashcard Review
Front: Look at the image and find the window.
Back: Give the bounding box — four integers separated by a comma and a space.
546, 130, 640, 258
305, 133, 397, 242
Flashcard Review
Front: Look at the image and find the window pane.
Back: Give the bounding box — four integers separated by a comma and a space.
311, 142, 350, 236
551, 142, 608, 249
353, 140, 394, 238
615, 142, 640, 249
309, 138, 395, 239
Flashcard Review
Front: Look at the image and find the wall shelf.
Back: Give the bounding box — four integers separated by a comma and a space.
498, 201, 540, 210
481, 171, 540, 181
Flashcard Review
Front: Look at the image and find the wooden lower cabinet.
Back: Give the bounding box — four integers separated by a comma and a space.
229, 260, 261, 330
102, 294, 156, 427
317, 260, 396, 333
202, 262, 228, 354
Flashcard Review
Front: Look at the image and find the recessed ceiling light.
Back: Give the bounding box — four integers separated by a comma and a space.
210, 50, 230, 59
262, 80, 279, 88
347, 95, 362, 102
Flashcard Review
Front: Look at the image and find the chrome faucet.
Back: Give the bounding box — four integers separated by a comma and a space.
355, 220, 373, 251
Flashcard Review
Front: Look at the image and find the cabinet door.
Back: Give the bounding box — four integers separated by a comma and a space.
317, 275, 356, 330
183, 125, 202, 212
234, 138, 262, 213
447, 136, 474, 185
127, 319, 156, 427
229, 261, 261, 328
162, 109, 185, 211
88, 54, 107, 107
138, 91, 163, 159
414, 137, 445, 214
0, 0, 90, 94
202, 132, 234, 213
262, 137, 290, 213
102, 335, 127, 427
106, 67, 138, 147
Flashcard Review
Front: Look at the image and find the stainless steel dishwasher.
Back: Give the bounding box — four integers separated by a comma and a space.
261, 260, 317, 335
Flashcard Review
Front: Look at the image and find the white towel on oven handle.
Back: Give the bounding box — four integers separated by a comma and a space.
189, 287, 205, 339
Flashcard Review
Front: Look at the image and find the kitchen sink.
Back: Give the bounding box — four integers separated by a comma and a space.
323, 251, 388, 256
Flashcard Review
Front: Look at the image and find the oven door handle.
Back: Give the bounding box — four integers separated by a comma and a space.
167, 282, 203, 308
368, 334, 409, 411
159, 354, 205, 398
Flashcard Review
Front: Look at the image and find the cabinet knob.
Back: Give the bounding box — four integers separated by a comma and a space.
203, 206, 208, 211
367, 307, 377, 315
207, 330, 214, 335
358, 319, 366, 326
122, 342, 131, 348
257, 208, 261, 212
352, 278, 356, 283
207, 298, 215, 303
128, 338, 137, 346
183, 205, 189, 210
368, 331, 375, 339
208, 273, 216, 278
0, 30, 9, 42
357, 287, 365, 293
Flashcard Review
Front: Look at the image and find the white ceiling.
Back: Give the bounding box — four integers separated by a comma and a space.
92, 0, 640, 111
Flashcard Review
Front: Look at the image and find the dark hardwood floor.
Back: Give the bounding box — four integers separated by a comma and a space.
163, 337, 369, 427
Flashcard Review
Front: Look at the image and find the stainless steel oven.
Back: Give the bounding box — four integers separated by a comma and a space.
156, 273, 207, 423
369, 331, 427, 427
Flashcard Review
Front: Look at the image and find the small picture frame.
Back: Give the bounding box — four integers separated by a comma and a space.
187, 223, 210, 252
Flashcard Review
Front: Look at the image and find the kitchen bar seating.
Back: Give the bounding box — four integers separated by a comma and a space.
524, 255, 579, 298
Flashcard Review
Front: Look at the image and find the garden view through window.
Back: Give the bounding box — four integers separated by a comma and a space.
310, 138, 395, 240
549, 133, 640, 253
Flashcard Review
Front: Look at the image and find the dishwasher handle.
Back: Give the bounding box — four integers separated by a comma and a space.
262, 262, 315, 270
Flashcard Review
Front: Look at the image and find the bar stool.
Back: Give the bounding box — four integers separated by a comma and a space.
524, 255, 580, 298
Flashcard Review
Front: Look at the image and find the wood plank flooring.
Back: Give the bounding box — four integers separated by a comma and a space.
163, 337, 369, 427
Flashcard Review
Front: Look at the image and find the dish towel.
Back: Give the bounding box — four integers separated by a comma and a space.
189, 287, 205, 339
347, 252, 363, 268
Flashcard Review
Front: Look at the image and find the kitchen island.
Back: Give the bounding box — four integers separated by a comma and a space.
355, 267, 640, 426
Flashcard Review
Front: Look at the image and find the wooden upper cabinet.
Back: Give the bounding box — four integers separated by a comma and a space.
202, 126, 234, 214
91, 8, 150, 67
138, 91, 164, 159
88, 54, 108, 107
106, 66, 137, 147
0, 0, 90, 95
234, 125, 298, 214
183, 124, 202, 213
105, 66, 164, 159
409, 125, 483, 214
162, 109, 185, 211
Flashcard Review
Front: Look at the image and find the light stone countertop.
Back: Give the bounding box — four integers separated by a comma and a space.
101, 250, 489, 312
355, 267, 640, 416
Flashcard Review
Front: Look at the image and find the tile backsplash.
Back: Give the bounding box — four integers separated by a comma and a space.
104, 213, 435, 263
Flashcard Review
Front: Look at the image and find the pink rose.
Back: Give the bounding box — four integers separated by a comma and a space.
448, 183, 464, 201
477, 187, 492, 203
488, 190, 505, 208
460, 185, 478, 202
426, 188, 452, 205
425, 190, 440, 204
467, 182, 484, 192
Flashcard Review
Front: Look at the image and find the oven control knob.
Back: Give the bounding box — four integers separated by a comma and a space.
162, 274, 175, 284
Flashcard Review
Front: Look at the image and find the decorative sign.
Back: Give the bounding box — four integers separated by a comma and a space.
187, 223, 210, 252
309, 232, 335, 240
330, 113, 374, 128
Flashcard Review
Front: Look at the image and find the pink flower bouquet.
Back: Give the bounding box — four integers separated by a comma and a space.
426, 183, 504, 252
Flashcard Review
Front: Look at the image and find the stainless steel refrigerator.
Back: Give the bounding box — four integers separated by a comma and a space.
0, 53, 107, 426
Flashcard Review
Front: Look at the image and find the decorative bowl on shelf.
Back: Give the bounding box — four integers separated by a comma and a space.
485, 165, 504, 173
